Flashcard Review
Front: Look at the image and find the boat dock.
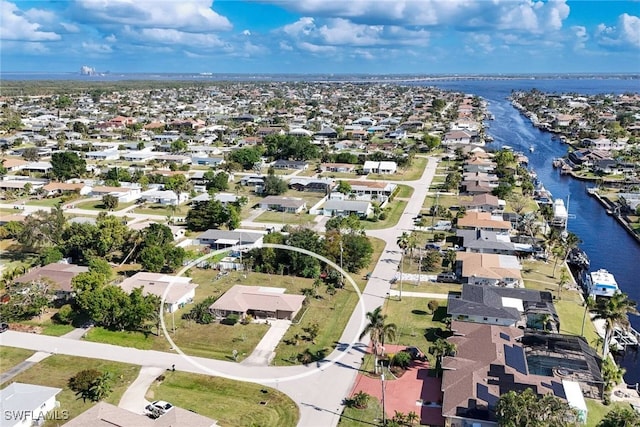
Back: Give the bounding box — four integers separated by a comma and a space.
613, 326, 640, 351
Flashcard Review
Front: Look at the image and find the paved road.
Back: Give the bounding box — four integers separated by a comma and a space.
0, 156, 439, 427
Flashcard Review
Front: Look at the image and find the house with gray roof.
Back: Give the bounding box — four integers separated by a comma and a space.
448, 284, 558, 331
195, 229, 264, 249
456, 229, 517, 255
259, 196, 306, 213
322, 200, 372, 218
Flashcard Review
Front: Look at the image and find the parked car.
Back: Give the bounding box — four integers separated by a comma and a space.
436, 272, 458, 283
425, 243, 441, 251
145, 401, 173, 419
0, 323, 9, 333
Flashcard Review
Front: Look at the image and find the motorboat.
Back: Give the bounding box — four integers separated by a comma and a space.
585, 269, 619, 298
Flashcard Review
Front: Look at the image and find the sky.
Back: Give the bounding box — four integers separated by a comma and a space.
1, 0, 639, 74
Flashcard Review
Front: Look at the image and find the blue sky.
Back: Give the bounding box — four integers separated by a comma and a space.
1, 0, 639, 74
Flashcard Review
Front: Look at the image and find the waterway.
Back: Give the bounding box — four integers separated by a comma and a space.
411, 78, 640, 384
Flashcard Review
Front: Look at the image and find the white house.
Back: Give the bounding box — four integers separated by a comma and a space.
322, 200, 372, 218
91, 185, 141, 203
85, 149, 120, 161
362, 161, 397, 174
117, 272, 198, 313
139, 189, 185, 205
0, 383, 62, 427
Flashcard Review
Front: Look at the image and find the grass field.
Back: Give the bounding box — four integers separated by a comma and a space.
146, 371, 299, 427
74, 200, 136, 211
254, 210, 317, 226
585, 400, 632, 427
382, 297, 450, 366
132, 203, 189, 217
395, 184, 414, 199
338, 399, 383, 427
361, 200, 407, 230
0, 346, 34, 373
368, 157, 428, 182
3, 354, 139, 426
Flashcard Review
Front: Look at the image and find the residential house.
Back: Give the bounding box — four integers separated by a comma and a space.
42, 182, 91, 197
195, 229, 264, 249
319, 163, 357, 173
13, 262, 89, 300
156, 154, 192, 165
85, 149, 120, 161
259, 196, 306, 213
62, 401, 217, 427
347, 180, 397, 200
209, 285, 306, 320
457, 211, 512, 232
442, 130, 472, 145
272, 159, 309, 170
0, 383, 62, 427
322, 200, 372, 218
455, 252, 523, 287
240, 175, 266, 186
91, 186, 141, 203
191, 192, 238, 205
362, 161, 397, 174
117, 272, 197, 313
456, 229, 518, 256
461, 194, 505, 213
1, 158, 27, 172
581, 137, 626, 151
23, 161, 52, 174
448, 284, 557, 330
440, 321, 602, 426
191, 156, 225, 167
289, 177, 335, 193
139, 189, 183, 206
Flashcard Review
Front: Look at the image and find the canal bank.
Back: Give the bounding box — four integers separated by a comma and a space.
418, 78, 640, 385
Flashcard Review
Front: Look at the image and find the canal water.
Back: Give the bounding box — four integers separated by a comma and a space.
412, 78, 640, 384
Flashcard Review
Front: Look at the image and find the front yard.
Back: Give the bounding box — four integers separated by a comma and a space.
0, 346, 34, 373
146, 371, 299, 427
368, 157, 428, 182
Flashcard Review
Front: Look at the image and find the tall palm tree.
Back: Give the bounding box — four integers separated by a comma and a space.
359, 306, 397, 373
431, 338, 457, 376
592, 291, 638, 357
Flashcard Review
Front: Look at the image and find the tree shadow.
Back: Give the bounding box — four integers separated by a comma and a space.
412, 309, 428, 315
425, 327, 453, 343
431, 306, 449, 322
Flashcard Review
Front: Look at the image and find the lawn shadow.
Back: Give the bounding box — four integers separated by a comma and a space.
412, 309, 428, 316
424, 327, 453, 343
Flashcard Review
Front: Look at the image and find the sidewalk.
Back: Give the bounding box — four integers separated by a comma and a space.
0, 351, 50, 384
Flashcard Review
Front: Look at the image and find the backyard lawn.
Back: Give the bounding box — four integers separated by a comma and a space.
0, 346, 34, 373
361, 200, 407, 230
254, 210, 317, 226
146, 371, 299, 427
3, 354, 139, 426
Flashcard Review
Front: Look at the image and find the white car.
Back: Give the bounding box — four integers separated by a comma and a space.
145, 400, 173, 419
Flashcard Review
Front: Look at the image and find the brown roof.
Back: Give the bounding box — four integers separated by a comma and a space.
456, 252, 522, 281
2, 158, 27, 168
457, 211, 511, 230
92, 186, 133, 193
62, 401, 216, 427
43, 182, 86, 192
210, 285, 305, 315
14, 263, 89, 292
346, 180, 387, 189
0, 213, 27, 224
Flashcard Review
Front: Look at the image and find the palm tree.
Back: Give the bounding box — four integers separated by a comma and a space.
359, 306, 397, 373
431, 338, 456, 376
592, 291, 638, 357
558, 267, 570, 299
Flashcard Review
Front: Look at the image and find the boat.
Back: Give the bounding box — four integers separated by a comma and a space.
584, 269, 620, 298
567, 247, 590, 271
551, 198, 568, 228
529, 145, 535, 153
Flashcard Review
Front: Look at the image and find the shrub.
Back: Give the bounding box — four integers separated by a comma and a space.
222, 313, 239, 325
427, 300, 439, 314
240, 314, 253, 325
54, 304, 74, 325
351, 391, 371, 409
393, 351, 412, 369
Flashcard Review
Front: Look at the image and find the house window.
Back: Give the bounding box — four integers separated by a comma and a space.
483, 317, 488, 321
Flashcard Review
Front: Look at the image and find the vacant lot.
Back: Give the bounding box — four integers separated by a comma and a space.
0, 346, 34, 373
146, 371, 299, 427
368, 157, 428, 182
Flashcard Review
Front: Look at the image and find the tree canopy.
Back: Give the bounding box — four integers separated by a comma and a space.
228, 146, 263, 170
51, 151, 86, 180
495, 388, 578, 427
186, 199, 240, 231
263, 134, 319, 161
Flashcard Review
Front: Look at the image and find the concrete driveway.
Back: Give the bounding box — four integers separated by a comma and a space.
119, 366, 166, 414
241, 320, 291, 366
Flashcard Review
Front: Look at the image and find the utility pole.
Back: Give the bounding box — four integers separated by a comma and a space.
339, 241, 344, 287
417, 248, 423, 287
381, 372, 386, 426
399, 248, 403, 301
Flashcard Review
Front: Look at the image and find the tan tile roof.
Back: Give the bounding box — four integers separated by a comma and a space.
2, 158, 27, 168
457, 211, 511, 230
456, 252, 522, 281
14, 263, 89, 292
210, 285, 305, 315
117, 272, 197, 305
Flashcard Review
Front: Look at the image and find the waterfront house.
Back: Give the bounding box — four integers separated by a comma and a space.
448, 284, 558, 330
117, 272, 197, 313
461, 194, 505, 213
457, 211, 512, 232
456, 229, 518, 255
455, 252, 523, 288
258, 196, 306, 213
209, 285, 305, 321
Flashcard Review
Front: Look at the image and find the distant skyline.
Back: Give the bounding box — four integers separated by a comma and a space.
1, 1, 639, 74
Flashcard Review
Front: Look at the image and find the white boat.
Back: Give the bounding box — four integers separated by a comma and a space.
585, 269, 620, 298
529, 145, 535, 152
551, 198, 568, 228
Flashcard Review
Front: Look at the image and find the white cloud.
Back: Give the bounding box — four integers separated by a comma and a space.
298, 41, 336, 54
61, 22, 81, 33
318, 19, 383, 46
571, 25, 588, 50
23, 7, 57, 23
121, 26, 227, 48
82, 41, 113, 53
271, 0, 570, 32
596, 13, 640, 49
283, 17, 316, 37
0, 0, 61, 41
105, 34, 117, 43
242, 29, 251, 36
279, 41, 293, 51
467, 33, 494, 53
73, 0, 232, 32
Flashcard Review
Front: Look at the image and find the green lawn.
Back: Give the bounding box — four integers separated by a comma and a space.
585, 400, 631, 427
368, 157, 428, 182
395, 184, 414, 199
0, 346, 34, 373
2, 354, 139, 426
74, 200, 136, 211
422, 193, 471, 209
273, 237, 387, 365
26, 197, 66, 207
339, 399, 383, 427
361, 200, 407, 230
382, 297, 450, 366
555, 300, 600, 351
146, 371, 299, 427
254, 211, 317, 226
131, 203, 189, 217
